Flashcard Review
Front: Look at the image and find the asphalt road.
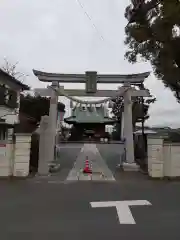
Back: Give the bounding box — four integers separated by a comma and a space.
0, 178, 180, 239
0, 143, 180, 239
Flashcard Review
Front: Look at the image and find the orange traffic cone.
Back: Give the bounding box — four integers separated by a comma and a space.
83, 156, 92, 174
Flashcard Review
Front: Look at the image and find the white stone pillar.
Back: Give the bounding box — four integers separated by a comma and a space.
123, 88, 135, 164
46, 82, 58, 164
38, 82, 59, 176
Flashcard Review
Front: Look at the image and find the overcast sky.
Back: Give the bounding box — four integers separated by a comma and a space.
0, 0, 180, 128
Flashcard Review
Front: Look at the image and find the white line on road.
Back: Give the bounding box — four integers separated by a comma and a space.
90, 200, 152, 224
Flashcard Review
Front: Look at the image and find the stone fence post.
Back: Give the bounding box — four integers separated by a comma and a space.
147, 135, 164, 178
13, 133, 31, 177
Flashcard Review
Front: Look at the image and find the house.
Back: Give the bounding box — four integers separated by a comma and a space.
0, 68, 30, 141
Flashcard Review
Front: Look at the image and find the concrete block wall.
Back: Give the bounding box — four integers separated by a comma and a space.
147, 136, 164, 178
13, 134, 31, 177
147, 136, 180, 178
163, 143, 180, 177
0, 142, 11, 176
0, 127, 15, 177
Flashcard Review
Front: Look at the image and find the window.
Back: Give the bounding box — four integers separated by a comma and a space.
5, 89, 10, 104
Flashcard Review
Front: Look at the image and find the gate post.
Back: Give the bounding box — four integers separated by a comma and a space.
47, 82, 59, 164
123, 87, 135, 164
38, 115, 50, 175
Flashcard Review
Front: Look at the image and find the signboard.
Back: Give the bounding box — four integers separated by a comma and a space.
85, 71, 97, 93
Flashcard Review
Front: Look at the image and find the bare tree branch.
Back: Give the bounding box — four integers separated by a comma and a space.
1, 58, 28, 83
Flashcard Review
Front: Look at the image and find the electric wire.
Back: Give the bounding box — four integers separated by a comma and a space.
75, 0, 105, 42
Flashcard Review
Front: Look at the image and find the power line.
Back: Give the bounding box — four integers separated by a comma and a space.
75, 0, 124, 60
75, 0, 105, 41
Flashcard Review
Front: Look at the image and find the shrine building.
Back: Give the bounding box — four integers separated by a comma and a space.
64, 104, 116, 141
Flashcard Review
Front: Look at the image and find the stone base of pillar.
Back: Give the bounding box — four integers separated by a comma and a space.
49, 163, 61, 173
37, 165, 50, 176
123, 162, 140, 172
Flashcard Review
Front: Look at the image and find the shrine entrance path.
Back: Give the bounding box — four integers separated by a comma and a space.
66, 144, 116, 181
50, 143, 127, 182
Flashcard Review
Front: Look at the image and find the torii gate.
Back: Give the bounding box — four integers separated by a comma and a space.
33, 70, 150, 174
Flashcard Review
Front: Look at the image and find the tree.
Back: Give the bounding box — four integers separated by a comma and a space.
112, 92, 156, 126
2, 58, 28, 82
19, 94, 65, 124
124, 0, 180, 101
111, 88, 156, 140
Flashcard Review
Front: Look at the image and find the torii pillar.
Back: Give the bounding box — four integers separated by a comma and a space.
123, 84, 134, 163
38, 82, 59, 175
47, 82, 59, 165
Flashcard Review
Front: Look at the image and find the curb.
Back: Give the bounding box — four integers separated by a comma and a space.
0, 176, 31, 181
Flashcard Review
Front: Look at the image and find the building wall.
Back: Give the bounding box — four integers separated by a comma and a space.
0, 105, 19, 124
163, 143, 180, 177
0, 80, 21, 125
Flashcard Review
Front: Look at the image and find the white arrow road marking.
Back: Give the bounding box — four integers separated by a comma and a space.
90, 200, 152, 224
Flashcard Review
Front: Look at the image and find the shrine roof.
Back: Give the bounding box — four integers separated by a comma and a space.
64, 106, 116, 124
33, 69, 150, 84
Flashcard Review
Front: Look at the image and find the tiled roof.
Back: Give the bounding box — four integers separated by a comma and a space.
65, 106, 116, 124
